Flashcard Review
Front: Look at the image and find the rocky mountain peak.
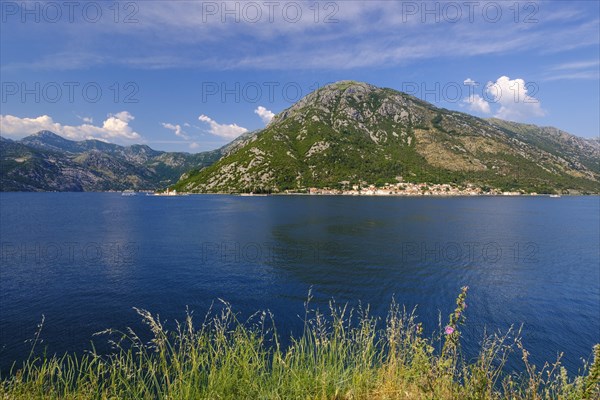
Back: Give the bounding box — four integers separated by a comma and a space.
25, 130, 70, 143
20, 130, 79, 153
270, 80, 431, 134
33, 130, 61, 137
272, 81, 380, 123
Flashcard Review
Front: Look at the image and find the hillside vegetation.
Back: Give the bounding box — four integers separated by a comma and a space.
174, 81, 600, 194
1, 288, 599, 399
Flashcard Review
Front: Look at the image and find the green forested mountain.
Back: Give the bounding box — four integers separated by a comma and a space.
173, 81, 600, 194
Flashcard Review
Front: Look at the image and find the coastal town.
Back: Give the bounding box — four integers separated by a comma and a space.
297, 182, 523, 196
124, 182, 546, 196
119, 178, 557, 197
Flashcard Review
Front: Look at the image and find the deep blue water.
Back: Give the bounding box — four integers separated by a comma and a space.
1, 193, 599, 373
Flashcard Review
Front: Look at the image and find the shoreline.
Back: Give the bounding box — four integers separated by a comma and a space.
166, 181, 598, 197
1, 191, 599, 196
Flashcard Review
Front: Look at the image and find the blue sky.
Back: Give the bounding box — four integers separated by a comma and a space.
1, 0, 598, 152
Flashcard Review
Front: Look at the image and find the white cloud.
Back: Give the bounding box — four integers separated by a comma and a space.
485, 76, 545, 121
254, 106, 275, 124
463, 94, 491, 114
161, 122, 189, 139
0, 112, 141, 141
198, 114, 248, 139
0, 115, 58, 137
100, 112, 139, 139
189, 142, 200, 150
110, 111, 135, 123
75, 114, 94, 123
462, 77, 490, 114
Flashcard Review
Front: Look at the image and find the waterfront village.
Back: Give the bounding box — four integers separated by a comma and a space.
131, 182, 538, 196
296, 182, 523, 196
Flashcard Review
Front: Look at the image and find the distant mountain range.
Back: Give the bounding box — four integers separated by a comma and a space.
2, 81, 599, 193
0, 130, 253, 191
173, 81, 600, 194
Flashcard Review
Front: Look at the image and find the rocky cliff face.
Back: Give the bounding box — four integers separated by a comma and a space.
173, 81, 600, 194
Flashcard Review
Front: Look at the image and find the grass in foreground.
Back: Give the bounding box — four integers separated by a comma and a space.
1, 287, 599, 399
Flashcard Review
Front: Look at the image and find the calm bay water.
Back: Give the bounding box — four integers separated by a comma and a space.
0, 193, 599, 372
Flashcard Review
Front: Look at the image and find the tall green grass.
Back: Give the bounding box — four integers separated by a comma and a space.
1, 287, 598, 399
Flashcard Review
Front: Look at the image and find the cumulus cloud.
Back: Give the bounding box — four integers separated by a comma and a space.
484, 76, 545, 121
254, 106, 275, 124
463, 94, 491, 114
100, 112, 140, 139
463, 78, 478, 86
161, 122, 189, 139
198, 114, 248, 139
0, 115, 59, 137
0, 112, 141, 141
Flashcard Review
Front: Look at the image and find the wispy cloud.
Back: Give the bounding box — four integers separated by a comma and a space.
2, 1, 598, 71
75, 114, 94, 124
551, 60, 600, 71
543, 59, 600, 81
161, 123, 189, 139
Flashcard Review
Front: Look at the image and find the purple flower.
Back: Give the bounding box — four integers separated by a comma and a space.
444, 326, 455, 335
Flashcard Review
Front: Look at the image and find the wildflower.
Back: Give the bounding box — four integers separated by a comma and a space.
416, 323, 423, 335
444, 326, 455, 335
